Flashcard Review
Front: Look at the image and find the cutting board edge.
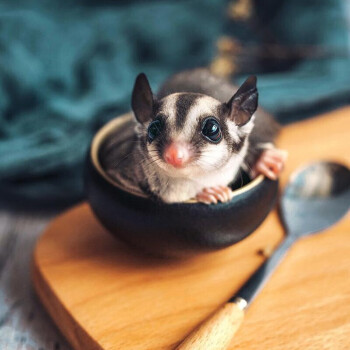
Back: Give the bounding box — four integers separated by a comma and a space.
32, 246, 103, 350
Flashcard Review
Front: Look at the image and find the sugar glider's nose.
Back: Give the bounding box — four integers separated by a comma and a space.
163, 143, 190, 168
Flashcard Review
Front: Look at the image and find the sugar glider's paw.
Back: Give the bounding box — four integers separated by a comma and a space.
251, 148, 288, 180
196, 186, 233, 205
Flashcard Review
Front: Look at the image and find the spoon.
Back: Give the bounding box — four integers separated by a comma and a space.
176, 161, 350, 350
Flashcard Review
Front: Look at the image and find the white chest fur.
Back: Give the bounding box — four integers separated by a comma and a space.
148, 141, 249, 203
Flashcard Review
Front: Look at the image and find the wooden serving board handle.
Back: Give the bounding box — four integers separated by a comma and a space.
176, 300, 245, 350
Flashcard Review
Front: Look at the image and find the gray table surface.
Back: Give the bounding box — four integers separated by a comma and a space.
0, 209, 71, 349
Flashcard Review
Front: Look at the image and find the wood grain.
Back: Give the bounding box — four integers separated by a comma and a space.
175, 302, 244, 350
32, 107, 350, 350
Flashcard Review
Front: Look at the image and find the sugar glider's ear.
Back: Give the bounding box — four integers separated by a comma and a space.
131, 73, 154, 123
226, 75, 258, 126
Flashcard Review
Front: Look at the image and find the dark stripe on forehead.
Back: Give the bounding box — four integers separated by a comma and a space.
175, 93, 201, 131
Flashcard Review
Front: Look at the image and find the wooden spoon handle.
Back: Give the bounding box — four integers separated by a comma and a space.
175, 299, 246, 350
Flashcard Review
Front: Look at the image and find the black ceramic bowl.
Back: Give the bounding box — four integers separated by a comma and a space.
85, 113, 279, 257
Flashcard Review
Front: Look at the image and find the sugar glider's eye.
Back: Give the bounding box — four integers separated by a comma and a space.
201, 117, 222, 143
147, 119, 163, 143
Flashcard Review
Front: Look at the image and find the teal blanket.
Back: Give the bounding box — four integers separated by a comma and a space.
0, 0, 349, 205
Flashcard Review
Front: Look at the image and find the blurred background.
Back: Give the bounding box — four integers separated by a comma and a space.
0, 1, 349, 349
0, 0, 349, 209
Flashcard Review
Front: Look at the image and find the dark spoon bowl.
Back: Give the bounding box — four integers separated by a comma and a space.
85, 113, 279, 257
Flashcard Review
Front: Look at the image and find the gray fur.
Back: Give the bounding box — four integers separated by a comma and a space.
159, 68, 280, 171
101, 69, 280, 202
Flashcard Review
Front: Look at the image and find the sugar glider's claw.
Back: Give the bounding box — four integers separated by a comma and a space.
251, 148, 288, 180
196, 186, 233, 205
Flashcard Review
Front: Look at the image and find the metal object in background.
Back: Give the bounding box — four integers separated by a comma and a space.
233, 161, 350, 305
176, 161, 350, 350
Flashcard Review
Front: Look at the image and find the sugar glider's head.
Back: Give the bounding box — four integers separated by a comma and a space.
131, 73, 258, 177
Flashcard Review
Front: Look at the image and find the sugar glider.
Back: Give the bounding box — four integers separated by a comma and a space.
101, 68, 287, 204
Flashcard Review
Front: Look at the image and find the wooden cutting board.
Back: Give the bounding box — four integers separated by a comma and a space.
32, 107, 350, 350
